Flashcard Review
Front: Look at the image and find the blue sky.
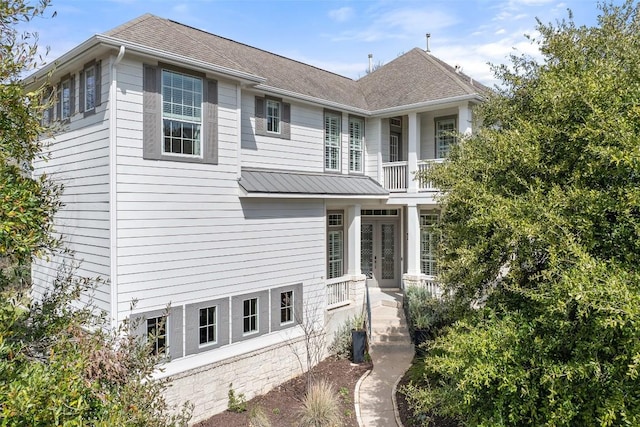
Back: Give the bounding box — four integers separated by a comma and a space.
26, 0, 603, 86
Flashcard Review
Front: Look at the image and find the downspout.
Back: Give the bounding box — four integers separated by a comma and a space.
110, 45, 125, 329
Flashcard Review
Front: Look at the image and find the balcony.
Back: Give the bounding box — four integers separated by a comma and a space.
381, 159, 443, 192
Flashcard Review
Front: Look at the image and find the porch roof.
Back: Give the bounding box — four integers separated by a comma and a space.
239, 168, 389, 199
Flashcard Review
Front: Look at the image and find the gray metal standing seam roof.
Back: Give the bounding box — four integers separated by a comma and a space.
239, 169, 389, 197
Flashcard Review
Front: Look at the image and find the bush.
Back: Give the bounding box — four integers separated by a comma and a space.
405, 286, 453, 338
298, 379, 343, 427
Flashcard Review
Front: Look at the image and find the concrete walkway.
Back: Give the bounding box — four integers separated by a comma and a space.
356, 289, 415, 427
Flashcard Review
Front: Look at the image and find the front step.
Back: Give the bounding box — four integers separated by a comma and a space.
368, 299, 412, 346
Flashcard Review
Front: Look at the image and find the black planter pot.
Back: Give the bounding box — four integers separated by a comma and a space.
352, 329, 367, 363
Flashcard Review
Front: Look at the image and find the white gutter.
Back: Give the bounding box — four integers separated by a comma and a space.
369, 93, 485, 117
255, 84, 371, 116
109, 45, 125, 328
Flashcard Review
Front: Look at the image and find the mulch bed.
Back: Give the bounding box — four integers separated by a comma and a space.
195, 356, 372, 427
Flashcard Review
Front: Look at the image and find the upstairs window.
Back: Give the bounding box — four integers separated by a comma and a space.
143, 64, 218, 164
162, 70, 203, 157
349, 117, 364, 173
56, 75, 74, 122
41, 86, 54, 126
79, 60, 101, 116
266, 99, 281, 134
255, 96, 291, 139
324, 111, 341, 171
436, 116, 457, 159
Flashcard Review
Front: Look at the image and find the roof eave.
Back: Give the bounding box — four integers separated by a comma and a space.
255, 84, 370, 116
370, 93, 485, 117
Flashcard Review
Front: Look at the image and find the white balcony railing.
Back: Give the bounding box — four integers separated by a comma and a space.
326, 276, 351, 308
381, 159, 444, 192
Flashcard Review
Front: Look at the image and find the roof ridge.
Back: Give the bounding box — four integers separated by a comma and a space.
421, 49, 492, 94
103, 13, 156, 37
413, 48, 478, 96
161, 18, 249, 75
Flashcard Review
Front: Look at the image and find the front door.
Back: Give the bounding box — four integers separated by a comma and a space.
361, 221, 399, 288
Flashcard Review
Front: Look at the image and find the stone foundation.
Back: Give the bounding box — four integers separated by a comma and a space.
164, 335, 307, 424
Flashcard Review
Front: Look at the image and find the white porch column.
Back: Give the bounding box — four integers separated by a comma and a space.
458, 103, 472, 136
407, 203, 421, 276
347, 204, 361, 275
407, 112, 420, 193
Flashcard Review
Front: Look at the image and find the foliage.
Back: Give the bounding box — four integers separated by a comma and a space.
0, 2, 191, 425
228, 383, 248, 413
327, 313, 365, 360
248, 405, 271, 427
297, 379, 343, 427
409, 1, 640, 425
404, 286, 453, 334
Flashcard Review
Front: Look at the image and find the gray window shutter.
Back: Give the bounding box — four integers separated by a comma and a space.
143, 64, 161, 160
169, 306, 183, 359
255, 96, 265, 136
55, 86, 61, 120
78, 70, 85, 113
69, 75, 75, 116
95, 61, 102, 106
282, 102, 291, 140
203, 79, 218, 165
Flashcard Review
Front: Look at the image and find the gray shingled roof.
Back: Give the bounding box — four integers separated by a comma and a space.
358, 48, 491, 111
103, 14, 487, 112
105, 14, 369, 110
240, 169, 389, 197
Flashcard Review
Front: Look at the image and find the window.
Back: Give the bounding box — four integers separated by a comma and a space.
327, 212, 344, 279
266, 99, 281, 134
280, 290, 293, 324
143, 64, 218, 164
185, 298, 228, 354
389, 133, 400, 162
324, 111, 341, 171
421, 212, 439, 276
41, 86, 54, 126
243, 298, 258, 334
162, 69, 203, 157
255, 96, 291, 139
270, 284, 302, 332
349, 117, 364, 173
436, 117, 457, 158
147, 316, 167, 356
199, 306, 217, 345
55, 75, 74, 122
79, 60, 101, 116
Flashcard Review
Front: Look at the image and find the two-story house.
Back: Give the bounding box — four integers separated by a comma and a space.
29, 14, 487, 422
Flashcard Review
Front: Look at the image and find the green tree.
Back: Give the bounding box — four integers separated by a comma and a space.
408, 2, 640, 425
0, 1, 191, 425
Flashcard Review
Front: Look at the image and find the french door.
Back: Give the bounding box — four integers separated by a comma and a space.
361, 221, 399, 288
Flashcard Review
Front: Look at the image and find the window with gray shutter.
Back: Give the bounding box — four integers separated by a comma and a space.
255, 95, 291, 140
143, 63, 218, 164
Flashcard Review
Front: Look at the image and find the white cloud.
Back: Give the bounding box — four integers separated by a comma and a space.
328, 7, 354, 23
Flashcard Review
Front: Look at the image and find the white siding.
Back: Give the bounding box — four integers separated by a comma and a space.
241, 92, 324, 172
364, 118, 381, 183
32, 55, 111, 314
115, 64, 326, 319
420, 107, 458, 160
